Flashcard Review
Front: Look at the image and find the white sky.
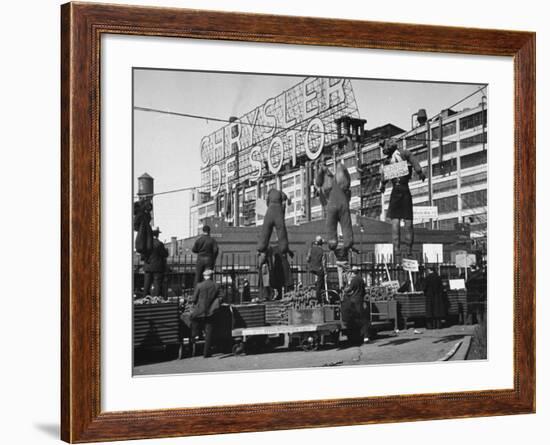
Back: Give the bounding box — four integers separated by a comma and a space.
133, 69, 485, 241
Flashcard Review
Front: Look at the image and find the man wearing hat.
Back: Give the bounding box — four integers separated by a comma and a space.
379, 138, 425, 260
307, 235, 327, 304
189, 268, 221, 358
143, 227, 168, 297
192, 224, 219, 288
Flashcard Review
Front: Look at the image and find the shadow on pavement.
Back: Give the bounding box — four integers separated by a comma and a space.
377, 338, 420, 347
432, 334, 465, 344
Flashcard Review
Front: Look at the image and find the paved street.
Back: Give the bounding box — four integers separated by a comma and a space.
134, 325, 477, 376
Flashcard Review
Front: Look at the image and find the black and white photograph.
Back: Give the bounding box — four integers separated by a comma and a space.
132, 68, 488, 376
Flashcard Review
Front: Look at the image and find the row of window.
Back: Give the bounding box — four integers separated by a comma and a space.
415, 189, 487, 214
460, 110, 487, 132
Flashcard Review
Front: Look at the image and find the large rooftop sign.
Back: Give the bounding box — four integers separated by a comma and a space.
199, 77, 359, 196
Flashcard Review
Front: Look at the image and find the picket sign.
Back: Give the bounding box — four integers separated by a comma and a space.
381, 280, 400, 291
402, 258, 419, 272
383, 161, 409, 180
449, 279, 466, 290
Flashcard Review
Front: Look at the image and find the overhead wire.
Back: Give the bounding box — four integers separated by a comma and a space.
133, 84, 488, 199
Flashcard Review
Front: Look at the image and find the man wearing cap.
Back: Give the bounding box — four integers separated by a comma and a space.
379, 138, 425, 260
307, 235, 327, 304
143, 227, 169, 297
189, 268, 221, 358
192, 224, 219, 288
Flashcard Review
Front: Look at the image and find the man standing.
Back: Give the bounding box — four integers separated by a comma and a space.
307, 235, 327, 304
143, 227, 168, 297
379, 138, 425, 260
342, 266, 369, 345
192, 225, 219, 288
466, 263, 487, 324
190, 269, 221, 358
423, 266, 446, 329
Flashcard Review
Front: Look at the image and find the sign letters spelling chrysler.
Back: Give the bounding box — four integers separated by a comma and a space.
200, 77, 358, 196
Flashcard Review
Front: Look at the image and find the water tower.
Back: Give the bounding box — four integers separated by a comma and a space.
137, 172, 154, 225
137, 172, 154, 198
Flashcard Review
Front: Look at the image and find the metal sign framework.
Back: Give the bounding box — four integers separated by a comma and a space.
199, 77, 360, 195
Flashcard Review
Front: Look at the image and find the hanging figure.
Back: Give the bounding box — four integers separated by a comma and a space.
379, 138, 426, 260
314, 154, 355, 262
133, 198, 153, 260
257, 178, 294, 260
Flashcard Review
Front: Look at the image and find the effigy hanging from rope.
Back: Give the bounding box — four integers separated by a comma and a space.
256, 170, 294, 298
257, 173, 294, 259
314, 136, 357, 289
133, 198, 153, 260
379, 137, 426, 261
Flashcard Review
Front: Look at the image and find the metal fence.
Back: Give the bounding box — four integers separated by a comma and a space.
134, 251, 468, 303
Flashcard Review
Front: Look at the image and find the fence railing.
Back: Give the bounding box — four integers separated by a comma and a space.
134, 251, 468, 303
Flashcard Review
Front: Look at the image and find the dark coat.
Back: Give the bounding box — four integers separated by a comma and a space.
192, 234, 219, 261
341, 275, 368, 329
143, 238, 168, 273
190, 279, 221, 319
307, 244, 326, 273
423, 271, 446, 318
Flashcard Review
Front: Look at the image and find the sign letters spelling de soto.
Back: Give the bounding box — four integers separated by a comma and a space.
199, 77, 359, 196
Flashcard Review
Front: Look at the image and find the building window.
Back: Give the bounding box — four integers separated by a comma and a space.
461, 171, 487, 187
413, 149, 428, 162
363, 148, 381, 164
411, 185, 428, 197
460, 132, 487, 148
433, 158, 457, 176
434, 141, 457, 157
438, 217, 459, 231
459, 110, 487, 131
281, 177, 294, 189
433, 178, 457, 193
462, 189, 487, 210
406, 131, 426, 149
461, 151, 487, 169
431, 120, 457, 140
434, 195, 458, 213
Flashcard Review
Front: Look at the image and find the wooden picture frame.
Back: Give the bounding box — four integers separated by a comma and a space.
61, 2, 535, 442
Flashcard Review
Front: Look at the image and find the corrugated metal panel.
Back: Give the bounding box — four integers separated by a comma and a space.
395, 293, 427, 318
133, 303, 179, 348
232, 304, 266, 328
264, 301, 288, 325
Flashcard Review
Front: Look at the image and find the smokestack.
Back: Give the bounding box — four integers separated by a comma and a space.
171, 236, 178, 257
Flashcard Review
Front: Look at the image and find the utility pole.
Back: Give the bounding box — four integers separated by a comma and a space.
426, 119, 433, 229
414, 109, 433, 229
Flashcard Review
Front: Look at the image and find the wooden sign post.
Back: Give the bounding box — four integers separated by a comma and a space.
402, 258, 419, 292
